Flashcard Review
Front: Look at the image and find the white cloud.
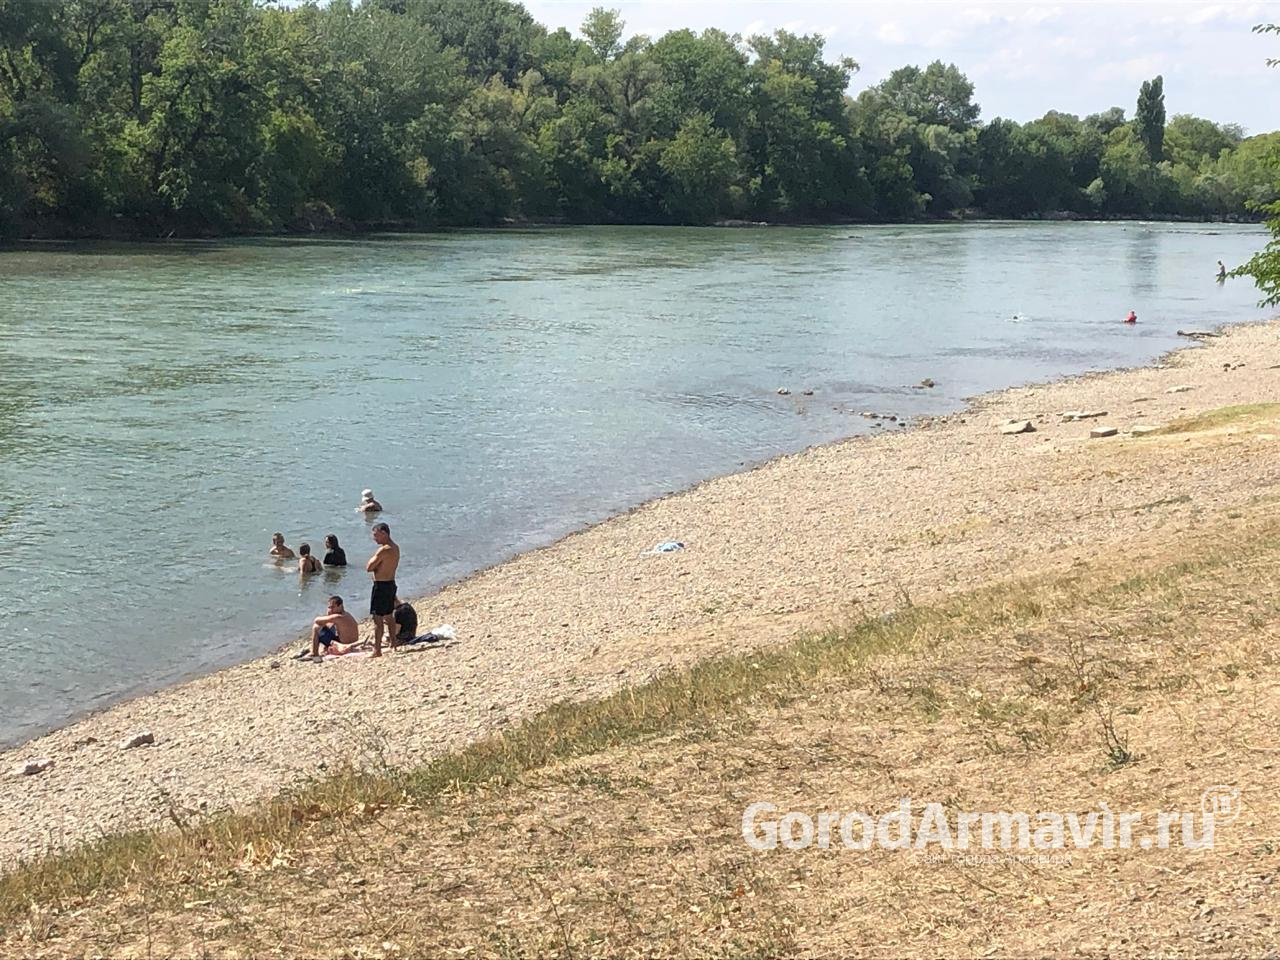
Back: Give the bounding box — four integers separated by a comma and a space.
876, 21, 908, 44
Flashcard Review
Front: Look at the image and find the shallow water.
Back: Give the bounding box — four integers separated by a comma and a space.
0, 222, 1269, 747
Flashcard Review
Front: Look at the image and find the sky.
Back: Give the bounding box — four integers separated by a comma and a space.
521, 0, 1280, 135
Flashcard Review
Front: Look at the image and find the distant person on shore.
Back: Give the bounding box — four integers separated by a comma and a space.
304, 595, 360, 658
1124, 310, 1137, 324
298, 543, 322, 575
367, 522, 400, 656
323, 534, 347, 567
269, 532, 296, 561
357, 489, 382, 514
1217, 260, 1227, 281
394, 598, 418, 644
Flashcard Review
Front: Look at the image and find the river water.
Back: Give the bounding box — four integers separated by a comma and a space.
0, 222, 1270, 747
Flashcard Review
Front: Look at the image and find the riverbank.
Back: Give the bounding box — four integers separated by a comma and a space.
3, 318, 1279, 866
4, 210, 1264, 242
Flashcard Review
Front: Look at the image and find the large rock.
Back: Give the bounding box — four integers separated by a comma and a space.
1177, 329, 1221, 339
1061, 410, 1108, 421
1090, 426, 1119, 438
1131, 425, 1162, 437
120, 732, 155, 750
1000, 420, 1036, 435
1165, 385, 1194, 394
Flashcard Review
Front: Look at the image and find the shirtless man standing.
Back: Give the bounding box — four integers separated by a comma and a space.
308, 595, 360, 657
366, 522, 401, 657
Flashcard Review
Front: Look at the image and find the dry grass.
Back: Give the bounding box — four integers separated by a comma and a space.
1154, 402, 1280, 435
4, 501, 1280, 957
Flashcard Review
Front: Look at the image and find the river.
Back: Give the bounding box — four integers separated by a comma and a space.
0, 222, 1269, 747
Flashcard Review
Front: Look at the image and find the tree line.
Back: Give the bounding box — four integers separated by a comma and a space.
1, 0, 1277, 237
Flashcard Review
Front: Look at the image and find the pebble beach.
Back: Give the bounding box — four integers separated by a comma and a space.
3, 318, 1279, 867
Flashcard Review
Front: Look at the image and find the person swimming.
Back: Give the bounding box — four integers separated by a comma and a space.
1124, 310, 1137, 324
323, 534, 347, 567
1217, 260, 1227, 281
298, 542, 322, 575
356, 489, 383, 514
269, 532, 296, 560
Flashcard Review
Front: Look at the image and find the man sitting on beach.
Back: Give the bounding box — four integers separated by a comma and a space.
367, 522, 400, 657
307, 595, 360, 657
357, 489, 382, 513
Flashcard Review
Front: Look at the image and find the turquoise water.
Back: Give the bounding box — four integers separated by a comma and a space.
0, 223, 1270, 746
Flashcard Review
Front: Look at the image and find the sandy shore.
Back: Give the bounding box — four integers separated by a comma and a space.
3, 320, 1279, 866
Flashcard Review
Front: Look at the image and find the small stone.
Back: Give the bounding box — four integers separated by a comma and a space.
1090, 426, 1119, 438
1177, 329, 1220, 339
801, 389, 814, 396
1131, 425, 1162, 437
10, 758, 54, 777
1166, 385, 1193, 394
776, 387, 791, 396
1001, 420, 1036, 435
120, 732, 155, 750
1061, 410, 1108, 421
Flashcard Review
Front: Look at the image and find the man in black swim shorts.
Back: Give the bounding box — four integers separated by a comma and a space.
366, 522, 401, 657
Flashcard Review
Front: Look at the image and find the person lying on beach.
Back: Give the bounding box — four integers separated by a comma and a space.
269, 532, 296, 560
357, 489, 382, 514
307, 595, 360, 657
323, 534, 347, 567
367, 522, 400, 657
394, 598, 418, 644
298, 543, 322, 575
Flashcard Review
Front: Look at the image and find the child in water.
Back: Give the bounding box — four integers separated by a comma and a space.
1124, 310, 1137, 324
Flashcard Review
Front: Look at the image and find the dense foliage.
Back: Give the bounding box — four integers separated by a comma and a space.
1, 0, 1277, 236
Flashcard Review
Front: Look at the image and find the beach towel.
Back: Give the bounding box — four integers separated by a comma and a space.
401, 623, 457, 646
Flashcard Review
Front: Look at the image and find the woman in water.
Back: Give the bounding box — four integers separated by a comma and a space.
323, 534, 347, 567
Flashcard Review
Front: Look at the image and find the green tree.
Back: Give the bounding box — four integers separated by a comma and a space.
658, 112, 737, 221
743, 31, 866, 217
852, 62, 979, 216
1085, 106, 1126, 135
581, 6, 624, 64
1135, 75, 1165, 162
1165, 114, 1241, 169
649, 28, 750, 137
874, 61, 979, 132
1098, 125, 1162, 213
376, 0, 544, 84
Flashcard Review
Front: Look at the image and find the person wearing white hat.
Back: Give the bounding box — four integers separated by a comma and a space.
356, 488, 382, 514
